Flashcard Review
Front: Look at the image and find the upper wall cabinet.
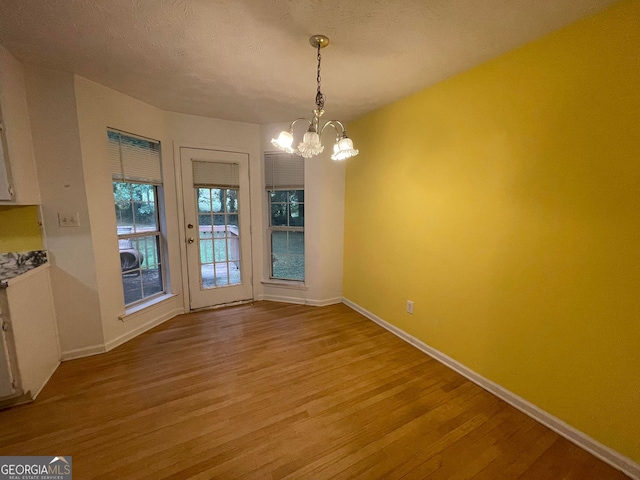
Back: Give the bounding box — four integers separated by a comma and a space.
0, 45, 41, 205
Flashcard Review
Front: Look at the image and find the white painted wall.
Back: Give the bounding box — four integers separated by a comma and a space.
260, 123, 345, 305
26, 72, 264, 357
312, 145, 346, 303
24, 65, 105, 355
73, 76, 184, 350
166, 111, 263, 307
0, 46, 40, 205
21, 62, 345, 361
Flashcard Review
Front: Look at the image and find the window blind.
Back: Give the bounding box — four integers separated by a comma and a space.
192, 160, 239, 188
108, 130, 162, 184
264, 152, 304, 190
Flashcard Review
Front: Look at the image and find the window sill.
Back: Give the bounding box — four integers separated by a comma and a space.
119, 293, 179, 321
261, 280, 308, 291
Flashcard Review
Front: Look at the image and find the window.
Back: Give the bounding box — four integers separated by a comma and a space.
108, 130, 165, 306
265, 152, 304, 281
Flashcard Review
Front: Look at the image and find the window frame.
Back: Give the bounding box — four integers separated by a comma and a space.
264, 151, 305, 283
267, 188, 305, 281
109, 129, 167, 308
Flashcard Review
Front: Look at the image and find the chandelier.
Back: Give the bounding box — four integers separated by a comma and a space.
271, 35, 359, 161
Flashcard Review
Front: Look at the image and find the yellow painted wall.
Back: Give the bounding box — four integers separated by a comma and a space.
0, 205, 43, 252
344, 0, 640, 464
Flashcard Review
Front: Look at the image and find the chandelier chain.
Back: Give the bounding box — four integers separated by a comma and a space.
315, 44, 325, 110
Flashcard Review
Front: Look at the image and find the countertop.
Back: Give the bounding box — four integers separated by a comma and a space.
0, 251, 48, 287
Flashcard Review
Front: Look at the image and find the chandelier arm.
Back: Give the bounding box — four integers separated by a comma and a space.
319, 120, 346, 137
288, 118, 313, 130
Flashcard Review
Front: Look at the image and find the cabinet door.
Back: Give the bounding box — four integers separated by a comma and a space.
0, 45, 40, 204
0, 319, 17, 397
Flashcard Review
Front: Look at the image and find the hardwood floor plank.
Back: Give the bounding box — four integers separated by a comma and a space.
0, 302, 630, 479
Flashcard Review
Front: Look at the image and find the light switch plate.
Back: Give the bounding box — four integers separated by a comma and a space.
58, 212, 80, 227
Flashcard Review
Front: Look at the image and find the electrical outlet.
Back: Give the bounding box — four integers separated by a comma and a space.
406, 300, 414, 314
58, 212, 80, 227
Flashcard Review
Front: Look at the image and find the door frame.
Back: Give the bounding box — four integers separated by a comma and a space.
174, 141, 256, 312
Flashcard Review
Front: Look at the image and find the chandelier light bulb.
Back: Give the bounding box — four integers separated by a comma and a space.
298, 131, 324, 158
331, 136, 359, 161
271, 130, 295, 153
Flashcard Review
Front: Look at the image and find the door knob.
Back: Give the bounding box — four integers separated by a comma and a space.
187, 223, 194, 229
187, 237, 195, 244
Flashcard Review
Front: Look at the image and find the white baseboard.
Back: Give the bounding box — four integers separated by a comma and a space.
60, 343, 106, 361
308, 296, 343, 307
262, 294, 343, 307
61, 307, 183, 360
343, 298, 640, 480
104, 307, 183, 353
261, 294, 306, 305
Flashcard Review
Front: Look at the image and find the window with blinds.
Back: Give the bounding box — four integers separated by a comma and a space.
108, 129, 165, 306
108, 130, 162, 184
264, 152, 305, 281
264, 152, 304, 190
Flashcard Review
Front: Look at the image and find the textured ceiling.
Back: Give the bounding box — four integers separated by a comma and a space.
0, 0, 618, 124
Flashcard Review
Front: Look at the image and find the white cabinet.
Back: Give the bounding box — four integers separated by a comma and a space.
0, 265, 59, 402
0, 312, 20, 397
0, 45, 41, 204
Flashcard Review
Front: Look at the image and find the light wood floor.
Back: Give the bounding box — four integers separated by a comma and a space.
0, 301, 629, 479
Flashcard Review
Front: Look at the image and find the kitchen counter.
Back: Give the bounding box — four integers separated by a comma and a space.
0, 250, 48, 286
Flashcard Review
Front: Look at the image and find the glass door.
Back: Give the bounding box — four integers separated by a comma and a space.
181, 148, 253, 309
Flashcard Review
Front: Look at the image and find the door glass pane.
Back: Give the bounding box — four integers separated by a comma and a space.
212, 189, 223, 212
198, 214, 212, 239
229, 261, 241, 284
200, 239, 213, 263
226, 190, 238, 212
214, 239, 226, 262
228, 237, 240, 261
201, 264, 214, 288
197, 188, 212, 212
196, 186, 242, 289
214, 263, 229, 286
